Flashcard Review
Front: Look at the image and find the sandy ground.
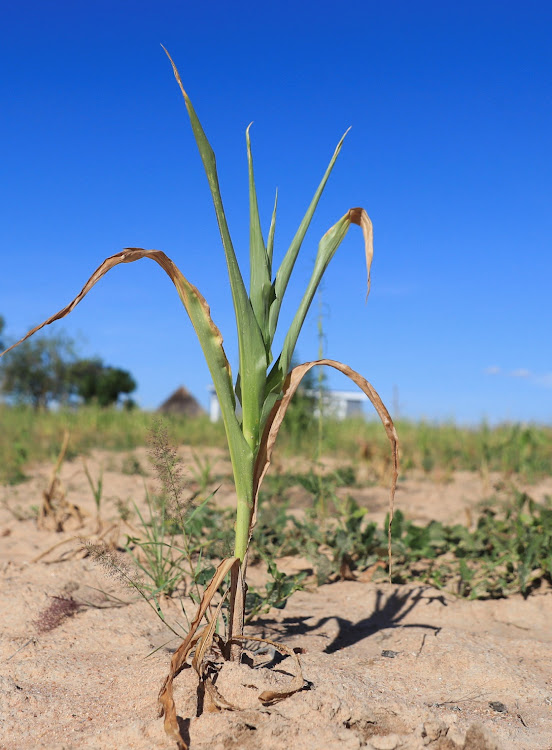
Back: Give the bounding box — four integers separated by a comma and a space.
1, 447, 551, 750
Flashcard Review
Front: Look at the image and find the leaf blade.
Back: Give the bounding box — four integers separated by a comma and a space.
246, 123, 271, 345
266, 207, 373, 398
163, 47, 267, 450
0, 248, 253, 498
268, 129, 350, 343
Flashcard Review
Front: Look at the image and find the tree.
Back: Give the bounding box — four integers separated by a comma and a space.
69, 358, 136, 407
0, 332, 76, 410
0, 319, 137, 409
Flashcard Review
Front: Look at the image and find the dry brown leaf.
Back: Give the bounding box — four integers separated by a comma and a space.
252, 359, 399, 574
192, 589, 230, 676
203, 676, 240, 712
339, 557, 357, 581
357, 560, 387, 583
38, 431, 85, 533
347, 207, 373, 300
199, 635, 305, 713
158, 556, 238, 749
227, 558, 246, 661
231, 635, 305, 705
0, 247, 233, 386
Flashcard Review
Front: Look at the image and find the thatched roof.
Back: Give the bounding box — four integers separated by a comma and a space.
158, 386, 204, 417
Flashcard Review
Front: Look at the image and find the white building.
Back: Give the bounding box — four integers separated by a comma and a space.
207, 385, 367, 423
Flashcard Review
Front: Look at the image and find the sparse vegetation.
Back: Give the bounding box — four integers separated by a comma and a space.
1, 404, 550, 487
121, 453, 148, 476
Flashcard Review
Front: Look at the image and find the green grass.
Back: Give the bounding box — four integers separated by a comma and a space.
1, 404, 551, 486
0, 404, 226, 484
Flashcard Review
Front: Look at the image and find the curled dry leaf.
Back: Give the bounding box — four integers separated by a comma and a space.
347, 207, 373, 300
253, 359, 399, 574
232, 635, 305, 705
158, 565, 304, 746
201, 634, 305, 713
1, 249, 225, 363
158, 556, 238, 750
191, 589, 230, 676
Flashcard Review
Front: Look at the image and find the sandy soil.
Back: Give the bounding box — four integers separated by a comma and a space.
1, 447, 551, 750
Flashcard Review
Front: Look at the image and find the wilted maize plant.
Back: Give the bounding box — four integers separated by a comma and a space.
1, 49, 398, 744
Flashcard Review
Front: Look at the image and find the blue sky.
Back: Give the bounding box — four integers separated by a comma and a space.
1, 1, 550, 423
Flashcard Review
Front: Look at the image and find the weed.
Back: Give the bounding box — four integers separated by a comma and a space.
83, 460, 104, 529
124, 491, 187, 598
121, 454, 147, 476
115, 497, 132, 522
245, 558, 307, 623
190, 451, 216, 495
388, 491, 552, 597
250, 480, 552, 599
1, 402, 551, 488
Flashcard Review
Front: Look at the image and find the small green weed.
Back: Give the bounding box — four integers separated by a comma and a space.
251, 481, 552, 599
83, 461, 103, 529
190, 451, 216, 495
121, 454, 147, 476
389, 491, 552, 598
245, 557, 307, 623
124, 490, 190, 599
114, 424, 303, 629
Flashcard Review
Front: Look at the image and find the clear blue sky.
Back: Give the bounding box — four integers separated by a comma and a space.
1, 1, 550, 423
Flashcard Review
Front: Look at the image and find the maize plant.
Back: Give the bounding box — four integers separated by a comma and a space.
1, 49, 398, 746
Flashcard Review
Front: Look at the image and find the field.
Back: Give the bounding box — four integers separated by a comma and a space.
1, 407, 552, 749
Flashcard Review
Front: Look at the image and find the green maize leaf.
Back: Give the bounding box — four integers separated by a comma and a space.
268, 128, 350, 344
265, 207, 373, 405
163, 48, 267, 450
266, 189, 278, 270
265, 189, 279, 366
246, 123, 271, 347
0, 248, 253, 504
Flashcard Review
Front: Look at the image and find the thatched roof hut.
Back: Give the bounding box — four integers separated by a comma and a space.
158, 386, 204, 417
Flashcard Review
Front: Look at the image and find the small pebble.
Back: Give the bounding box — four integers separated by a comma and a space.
489, 701, 508, 713
381, 650, 399, 659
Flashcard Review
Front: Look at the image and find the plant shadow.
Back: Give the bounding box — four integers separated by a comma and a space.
253, 585, 444, 656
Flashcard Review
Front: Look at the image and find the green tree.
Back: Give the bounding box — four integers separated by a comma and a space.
1, 332, 75, 409
69, 358, 137, 407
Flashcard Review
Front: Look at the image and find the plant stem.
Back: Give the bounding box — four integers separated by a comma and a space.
227, 560, 246, 661
228, 460, 254, 659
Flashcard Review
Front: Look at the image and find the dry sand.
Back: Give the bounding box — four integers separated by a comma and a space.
1, 447, 551, 750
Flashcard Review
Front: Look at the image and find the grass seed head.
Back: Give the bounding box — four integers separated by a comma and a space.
84, 540, 144, 591
148, 419, 191, 523
34, 595, 80, 634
